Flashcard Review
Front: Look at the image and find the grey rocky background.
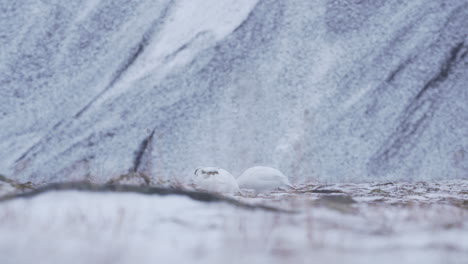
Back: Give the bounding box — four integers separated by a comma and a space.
1, 0, 467, 183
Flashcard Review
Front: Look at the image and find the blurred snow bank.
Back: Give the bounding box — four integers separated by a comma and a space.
0, 180, 466, 264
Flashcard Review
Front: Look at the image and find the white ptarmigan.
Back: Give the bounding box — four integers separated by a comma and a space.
193, 167, 240, 193
236, 166, 293, 192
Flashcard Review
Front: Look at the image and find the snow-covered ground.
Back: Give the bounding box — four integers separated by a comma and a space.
0, 180, 466, 264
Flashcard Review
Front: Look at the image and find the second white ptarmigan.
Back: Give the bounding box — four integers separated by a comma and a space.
236, 166, 293, 192
193, 167, 240, 193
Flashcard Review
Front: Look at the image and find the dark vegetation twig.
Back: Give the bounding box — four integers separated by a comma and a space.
106, 172, 151, 186
294, 184, 345, 194
0, 181, 296, 213
309, 189, 345, 194
0, 174, 34, 191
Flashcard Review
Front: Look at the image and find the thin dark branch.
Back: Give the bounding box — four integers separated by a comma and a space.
0, 181, 296, 213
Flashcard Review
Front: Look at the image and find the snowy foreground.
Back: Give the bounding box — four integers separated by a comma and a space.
0, 180, 467, 264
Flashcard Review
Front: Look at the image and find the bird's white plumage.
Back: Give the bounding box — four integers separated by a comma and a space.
193, 167, 240, 193
237, 166, 292, 191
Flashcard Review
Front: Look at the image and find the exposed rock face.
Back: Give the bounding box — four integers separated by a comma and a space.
0, 0, 467, 183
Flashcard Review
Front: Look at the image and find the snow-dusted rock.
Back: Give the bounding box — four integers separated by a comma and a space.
237, 166, 292, 192
193, 167, 240, 193
0, 0, 467, 183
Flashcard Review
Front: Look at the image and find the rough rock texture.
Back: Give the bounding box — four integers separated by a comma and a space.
0, 0, 467, 183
